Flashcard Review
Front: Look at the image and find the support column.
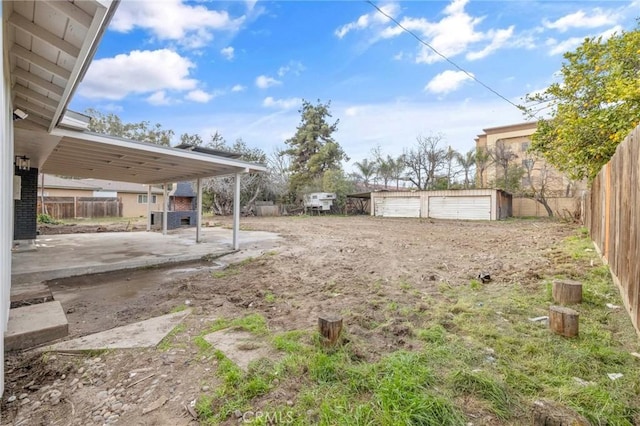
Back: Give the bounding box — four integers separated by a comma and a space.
146, 185, 151, 232
196, 178, 202, 243
232, 173, 241, 250
162, 183, 168, 236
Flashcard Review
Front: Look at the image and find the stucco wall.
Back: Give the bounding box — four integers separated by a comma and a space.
120, 192, 164, 217
512, 197, 579, 217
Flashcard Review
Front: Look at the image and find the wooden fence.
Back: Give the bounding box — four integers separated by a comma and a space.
38, 197, 123, 219
584, 125, 640, 334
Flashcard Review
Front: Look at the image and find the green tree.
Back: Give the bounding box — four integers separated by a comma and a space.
353, 158, 377, 188
322, 169, 355, 213
284, 100, 349, 198
475, 147, 492, 188
86, 108, 174, 146
179, 133, 203, 146
525, 26, 640, 181
455, 149, 476, 189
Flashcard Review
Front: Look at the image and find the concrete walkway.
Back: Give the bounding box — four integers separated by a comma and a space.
12, 227, 281, 285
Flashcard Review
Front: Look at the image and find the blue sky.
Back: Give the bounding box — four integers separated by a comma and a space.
70, 0, 639, 166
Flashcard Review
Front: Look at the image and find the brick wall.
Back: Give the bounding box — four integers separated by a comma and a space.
14, 167, 38, 240
172, 196, 194, 211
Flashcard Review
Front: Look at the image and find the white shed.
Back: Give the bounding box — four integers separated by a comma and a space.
371, 189, 512, 220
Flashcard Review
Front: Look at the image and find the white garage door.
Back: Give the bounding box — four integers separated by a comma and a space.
428, 196, 491, 220
375, 197, 421, 217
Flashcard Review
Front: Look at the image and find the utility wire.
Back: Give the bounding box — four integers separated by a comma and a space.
366, 1, 538, 119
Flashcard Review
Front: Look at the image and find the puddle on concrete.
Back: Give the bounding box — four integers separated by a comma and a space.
47, 260, 225, 305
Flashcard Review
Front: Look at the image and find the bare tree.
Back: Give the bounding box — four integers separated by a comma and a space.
521, 154, 562, 217
403, 134, 447, 190
443, 146, 460, 189
488, 140, 521, 192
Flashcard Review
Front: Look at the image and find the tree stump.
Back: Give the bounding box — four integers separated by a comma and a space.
552, 280, 582, 304
318, 315, 343, 346
549, 306, 579, 337
532, 399, 589, 426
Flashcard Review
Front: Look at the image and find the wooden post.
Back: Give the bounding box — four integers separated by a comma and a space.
549, 306, 579, 337
552, 280, 582, 304
318, 315, 343, 346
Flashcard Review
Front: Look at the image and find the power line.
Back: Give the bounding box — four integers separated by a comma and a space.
366, 1, 538, 119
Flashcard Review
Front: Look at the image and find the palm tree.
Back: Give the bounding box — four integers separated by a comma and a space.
353, 158, 377, 188
475, 147, 492, 188
455, 149, 476, 189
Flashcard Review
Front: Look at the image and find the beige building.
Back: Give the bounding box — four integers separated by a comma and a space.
475, 122, 583, 217
38, 174, 165, 218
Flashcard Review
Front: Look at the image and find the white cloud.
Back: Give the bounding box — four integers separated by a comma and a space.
220, 46, 235, 60
375, 0, 514, 64
147, 91, 171, 106
543, 9, 617, 32
466, 26, 514, 61
425, 70, 473, 94
345, 107, 359, 117
335, 3, 399, 38
185, 89, 214, 103
231, 84, 246, 92
111, 0, 245, 49
277, 61, 305, 77
546, 25, 623, 56
79, 49, 197, 100
263, 97, 300, 110
255, 75, 281, 89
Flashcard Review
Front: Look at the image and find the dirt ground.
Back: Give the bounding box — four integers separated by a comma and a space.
3, 216, 577, 425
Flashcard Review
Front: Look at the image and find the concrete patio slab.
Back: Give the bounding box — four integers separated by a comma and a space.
44, 309, 192, 352
5, 301, 68, 351
11, 226, 281, 285
203, 329, 276, 371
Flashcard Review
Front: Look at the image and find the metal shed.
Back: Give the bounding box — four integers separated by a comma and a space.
371, 189, 512, 220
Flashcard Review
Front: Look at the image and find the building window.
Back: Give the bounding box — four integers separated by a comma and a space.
138, 194, 157, 204
521, 141, 530, 152
522, 159, 534, 169
521, 176, 532, 187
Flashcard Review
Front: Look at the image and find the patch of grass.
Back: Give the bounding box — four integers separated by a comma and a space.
211, 257, 256, 279
469, 278, 482, 290
203, 313, 269, 336
272, 330, 306, 353
450, 369, 513, 419
264, 292, 276, 303
157, 323, 187, 351
170, 304, 188, 313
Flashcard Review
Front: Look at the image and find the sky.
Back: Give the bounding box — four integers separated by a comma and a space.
70, 0, 639, 168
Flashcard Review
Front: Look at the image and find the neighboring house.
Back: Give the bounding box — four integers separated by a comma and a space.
38, 174, 165, 218
475, 122, 585, 216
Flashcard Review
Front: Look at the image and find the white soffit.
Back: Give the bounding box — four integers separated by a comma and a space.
45, 128, 267, 184
5, 0, 118, 131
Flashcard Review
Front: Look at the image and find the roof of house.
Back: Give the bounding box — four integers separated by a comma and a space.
481, 121, 537, 135
39, 174, 163, 194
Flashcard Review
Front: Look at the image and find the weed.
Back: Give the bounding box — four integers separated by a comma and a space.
469, 278, 482, 290
264, 292, 276, 303
170, 304, 187, 313
157, 323, 187, 351
203, 313, 269, 336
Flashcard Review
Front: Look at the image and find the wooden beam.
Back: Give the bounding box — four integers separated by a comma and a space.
8, 13, 81, 58
13, 68, 64, 98
48, 1, 93, 29
10, 45, 71, 81
13, 84, 59, 110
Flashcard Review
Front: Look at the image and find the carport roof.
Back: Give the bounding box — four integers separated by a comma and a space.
43, 127, 267, 185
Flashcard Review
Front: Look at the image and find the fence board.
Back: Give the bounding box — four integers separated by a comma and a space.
38, 197, 122, 219
586, 125, 640, 334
